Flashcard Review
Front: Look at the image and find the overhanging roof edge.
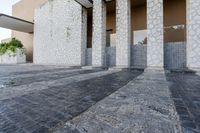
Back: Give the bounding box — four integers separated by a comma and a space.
74, 0, 93, 8
0, 13, 34, 33
0, 13, 34, 25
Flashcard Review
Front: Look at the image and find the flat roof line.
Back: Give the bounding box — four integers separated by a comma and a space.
0, 13, 34, 25
0, 13, 34, 33
74, 0, 93, 8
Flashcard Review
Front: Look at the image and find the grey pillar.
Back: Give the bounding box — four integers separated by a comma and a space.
147, 0, 164, 69
116, 0, 131, 68
186, 0, 200, 70
92, 0, 106, 67
81, 8, 87, 66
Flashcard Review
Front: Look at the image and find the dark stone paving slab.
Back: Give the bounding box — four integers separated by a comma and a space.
0, 65, 72, 76
166, 72, 200, 133
0, 69, 142, 133
0, 69, 116, 101
0, 67, 75, 78
0, 69, 101, 88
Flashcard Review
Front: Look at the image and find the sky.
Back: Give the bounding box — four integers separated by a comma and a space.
0, 0, 20, 42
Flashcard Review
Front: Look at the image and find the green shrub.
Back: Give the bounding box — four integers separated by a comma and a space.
9, 38, 23, 48
0, 38, 24, 56
0, 42, 8, 55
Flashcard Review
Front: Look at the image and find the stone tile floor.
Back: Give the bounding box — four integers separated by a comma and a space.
56, 71, 181, 133
0, 65, 141, 133
0, 65, 199, 133
166, 72, 200, 133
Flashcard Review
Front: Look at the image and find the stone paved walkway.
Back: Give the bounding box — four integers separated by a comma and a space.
0, 65, 200, 133
166, 72, 200, 133
55, 71, 181, 133
0, 65, 141, 133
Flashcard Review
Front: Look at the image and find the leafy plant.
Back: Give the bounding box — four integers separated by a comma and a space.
0, 38, 25, 56
9, 38, 23, 48
0, 42, 8, 55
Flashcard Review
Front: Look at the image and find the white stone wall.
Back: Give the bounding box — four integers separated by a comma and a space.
186, 0, 200, 69
92, 0, 106, 67
116, 0, 131, 68
34, 0, 86, 66
147, 0, 164, 68
0, 49, 26, 64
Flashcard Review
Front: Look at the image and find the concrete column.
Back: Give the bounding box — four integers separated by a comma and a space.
186, 0, 200, 71
116, 0, 131, 68
81, 8, 87, 66
147, 0, 164, 69
92, 0, 106, 67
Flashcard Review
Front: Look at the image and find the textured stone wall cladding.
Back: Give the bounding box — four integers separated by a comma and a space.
147, 0, 164, 67
86, 48, 92, 66
86, 42, 186, 69
131, 45, 147, 68
131, 43, 186, 69
187, 0, 200, 69
92, 0, 106, 66
106, 47, 116, 67
86, 47, 116, 67
34, 0, 86, 65
81, 8, 88, 66
116, 0, 131, 67
0, 49, 26, 64
165, 42, 186, 69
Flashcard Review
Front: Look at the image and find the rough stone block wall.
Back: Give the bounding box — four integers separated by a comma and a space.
106, 47, 116, 67
131, 42, 186, 69
0, 49, 26, 64
92, 0, 106, 67
86, 47, 116, 67
187, 0, 200, 69
86, 42, 186, 70
131, 44, 147, 69
87, 46, 147, 68
147, 0, 164, 68
164, 42, 186, 70
34, 0, 86, 65
116, 0, 131, 67
81, 8, 88, 66
86, 48, 92, 66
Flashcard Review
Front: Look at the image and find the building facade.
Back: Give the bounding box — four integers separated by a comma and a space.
5, 0, 200, 70
12, 0, 47, 62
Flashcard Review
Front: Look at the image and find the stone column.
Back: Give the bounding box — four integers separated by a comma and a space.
92, 0, 106, 67
81, 8, 87, 66
186, 0, 200, 70
116, 0, 131, 68
147, 0, 164, 69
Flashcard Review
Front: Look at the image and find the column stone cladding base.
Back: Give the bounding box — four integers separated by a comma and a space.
186, 0, 200, 71
144, 66, 165, 73
34, 0, 87, 66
